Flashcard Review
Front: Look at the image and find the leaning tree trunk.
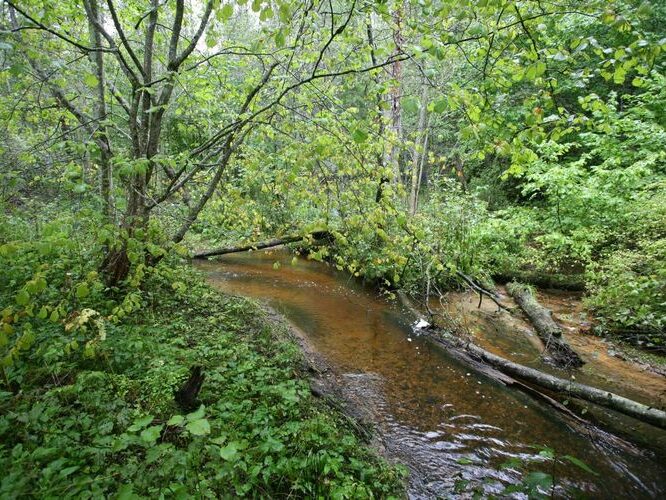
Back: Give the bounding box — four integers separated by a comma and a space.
193, 231, 332, 259
507, 282, 584, 368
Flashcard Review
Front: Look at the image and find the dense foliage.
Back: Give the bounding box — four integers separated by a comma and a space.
0, 211, 404, 497
1, 0, 665, 496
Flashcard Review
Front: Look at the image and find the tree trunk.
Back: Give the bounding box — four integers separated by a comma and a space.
84, 0, 112, 220
385, 3, 404, 185
193, 231, 332, 259
366, 16, 389, 204
397, 292, 666, 429
453, 153, 466, 192
506, 282, 584, 368
409, 83, 428, 215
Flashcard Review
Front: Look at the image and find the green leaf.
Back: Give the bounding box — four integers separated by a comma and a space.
402, 96, 419, 114
186, 418, 210, 436
15, 290, 30, 306
613, 66, 626, 84
525, 61, 546, 80
186, 404, 205, 421
433, 98, 447, 113
140, 424, 163, 443
352, 129, 368, 143
115, 483, 137, 500
219, 441, 240, 460
76, 283, 90, 299
128, 415, 154, 432
84, 73, 99, 88
38, 306, 48, 319
220, 3, 233, 21
278, 4, 290, 22
167, 415, 184, 426
59, 465, 80, 477
275, 30, 285, 48
562, 455, 598, 476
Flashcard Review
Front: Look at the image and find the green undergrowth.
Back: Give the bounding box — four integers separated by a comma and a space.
0, 264, 404, 498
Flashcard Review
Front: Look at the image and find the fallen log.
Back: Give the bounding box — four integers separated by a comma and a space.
506, 282, 584, 368
397, 291, 666, 430
193, 231, 331, 259
493, 271, 586, 291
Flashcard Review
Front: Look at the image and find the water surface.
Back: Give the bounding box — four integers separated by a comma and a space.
196, 250, 666, 498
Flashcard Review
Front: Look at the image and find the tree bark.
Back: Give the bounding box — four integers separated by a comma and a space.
84, 0, 113, 219
409, 83, 429, 215
397, 292, 666, 429
506, 282, 584, 368
385, 3, 404, 185
193, 231, 332, 259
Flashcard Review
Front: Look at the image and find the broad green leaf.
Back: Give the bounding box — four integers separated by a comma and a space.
220, 3, 233, 21
84, 73, 99, 88
275, 30, 285, 48
402, 96, 419, 114
15, 290, 30, 306
140, 424, 163, 443
433, 98, 447, 113
128, 415, 154, 432
76, 283, 90, 299
352, 129, 368, 143
186, 404, 205, 421
219, 441, 240, 460
167, 415, 185, 426
278, 3, 290, 22
186, 418, 210, 436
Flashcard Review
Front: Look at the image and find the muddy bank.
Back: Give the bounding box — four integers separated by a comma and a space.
435, 288, 666, 411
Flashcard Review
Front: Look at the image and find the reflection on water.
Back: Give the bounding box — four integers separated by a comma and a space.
196, 250, 666, 498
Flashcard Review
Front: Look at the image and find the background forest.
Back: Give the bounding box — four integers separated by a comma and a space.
0, 0, 665, 497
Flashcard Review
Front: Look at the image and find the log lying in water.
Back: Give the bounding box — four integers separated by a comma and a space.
506, 282, 584, 368
397, 292, 666, 430
193, 231, 331, 259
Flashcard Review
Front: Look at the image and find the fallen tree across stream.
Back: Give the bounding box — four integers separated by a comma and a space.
506, 282, 584, 368
398, 291, 666, 430
193, 231, 331, 259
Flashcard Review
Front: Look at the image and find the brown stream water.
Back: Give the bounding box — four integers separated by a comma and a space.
196, 250, 666, 498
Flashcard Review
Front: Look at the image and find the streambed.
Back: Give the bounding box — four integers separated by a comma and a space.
196, 250, 666, 498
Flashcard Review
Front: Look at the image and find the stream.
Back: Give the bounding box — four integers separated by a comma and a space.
196, 249, 666, 498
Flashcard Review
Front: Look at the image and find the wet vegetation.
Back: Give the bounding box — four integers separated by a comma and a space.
1, 0, 665, 497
